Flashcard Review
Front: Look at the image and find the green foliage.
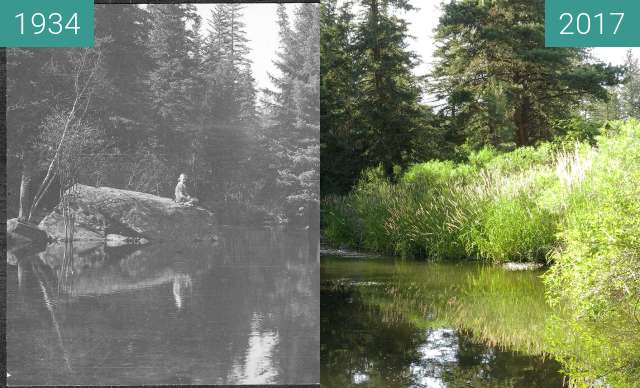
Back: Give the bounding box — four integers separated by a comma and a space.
401, 160, 474, 187
321, 195, 360, 248
543, 120, 640, 386
350, 167, 397, 253
322, 141, 564, 262
481, 143, 555, 174
620, 50, 640, 119
322, 121, 640, 266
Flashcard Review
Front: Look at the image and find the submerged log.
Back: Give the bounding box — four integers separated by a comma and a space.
502, 262, 544, 271
39, 184, 217, 243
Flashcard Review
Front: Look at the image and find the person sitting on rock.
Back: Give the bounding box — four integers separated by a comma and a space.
175, 173, 199, 206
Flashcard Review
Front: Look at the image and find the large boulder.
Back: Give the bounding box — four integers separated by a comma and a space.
39, 184, 217, 243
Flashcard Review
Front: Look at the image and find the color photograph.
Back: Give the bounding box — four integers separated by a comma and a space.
320, 0, 640, 387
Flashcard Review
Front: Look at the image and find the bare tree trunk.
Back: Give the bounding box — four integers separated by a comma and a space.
18, 155, 33, 222
28, 48, 102, 222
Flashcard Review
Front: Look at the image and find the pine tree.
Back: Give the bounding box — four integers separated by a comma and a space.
194, 4, 257, 202
264, 4, 320, 208
620, 50, 640, 119
432, 0, 622, 149
143, 4, 202, 194
320, 0, 364, 194
354, 0, 425, 177
146, 4, 201, 148
204, 4, 256, 125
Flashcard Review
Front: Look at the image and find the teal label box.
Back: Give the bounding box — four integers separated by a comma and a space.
546, 0, 640, 47
0, 0, 94, 47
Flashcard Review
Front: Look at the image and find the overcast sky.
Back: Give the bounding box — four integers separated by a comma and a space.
194, 4, 295, 95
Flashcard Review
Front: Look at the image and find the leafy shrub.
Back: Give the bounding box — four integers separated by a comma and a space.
544, 119, 640, 386
351, 167, 397, 253
385, 184, 475, 259
483, 142, 554, 175
546, 120, 640, 318
401, 160, 475, 188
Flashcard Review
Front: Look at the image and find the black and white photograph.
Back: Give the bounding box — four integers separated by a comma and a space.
6, 2, 319, 385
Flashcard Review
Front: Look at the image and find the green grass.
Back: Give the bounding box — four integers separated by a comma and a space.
322, 137, 566, 263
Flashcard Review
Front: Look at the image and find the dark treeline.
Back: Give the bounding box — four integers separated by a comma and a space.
7, 4, 319, 223
321, 0, 639, 195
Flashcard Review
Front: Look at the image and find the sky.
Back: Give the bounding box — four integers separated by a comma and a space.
194, 4, 295, 94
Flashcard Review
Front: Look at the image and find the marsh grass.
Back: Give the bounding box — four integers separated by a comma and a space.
322, 139, 577, 262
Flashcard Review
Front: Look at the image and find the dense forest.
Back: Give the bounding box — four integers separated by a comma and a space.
321, 0, 639, 386
7, 4, 319, 225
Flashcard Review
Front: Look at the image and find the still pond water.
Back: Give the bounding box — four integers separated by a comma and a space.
7, 227, 319, 386
321, 254, 568, 388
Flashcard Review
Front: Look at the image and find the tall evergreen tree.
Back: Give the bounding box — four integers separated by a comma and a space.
146, 4, 201, 149
198, 4, 256, 202
94, 5, 151, 149
320, 0, 362, 194
354, 0, 426, 177
431, 0, 622, 149
204, 4, 256, 125
320, 0, 442, 193
143, 4, 202, 194
264, 4, 320, 208
620, 50, 640, 119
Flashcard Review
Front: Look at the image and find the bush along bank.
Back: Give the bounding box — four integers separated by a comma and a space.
323, 134, 569, 263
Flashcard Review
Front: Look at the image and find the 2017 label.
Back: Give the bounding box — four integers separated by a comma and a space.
559, 12, 624, 36
546, 0, 640, 47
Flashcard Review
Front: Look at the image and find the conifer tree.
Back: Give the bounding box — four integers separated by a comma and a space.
354, 0, 426, 177
432, 0, 622, 148
94, 5, 152, 154
620, 50, 640, 119
146, 4, 201, 148
204, 4, 256, 125
264, 4, 320, 207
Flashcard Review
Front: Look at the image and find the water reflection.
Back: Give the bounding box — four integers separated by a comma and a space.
7, 227, 319, 386
321, 256, 566, 387
229, 312, 279, 384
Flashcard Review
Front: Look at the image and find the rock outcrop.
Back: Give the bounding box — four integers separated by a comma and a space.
39, 184, 217, 243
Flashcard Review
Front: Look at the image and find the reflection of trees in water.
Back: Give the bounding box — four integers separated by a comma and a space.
7, 228, 318, 385
321, 271, 565, 388
321, 285, 423, 387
